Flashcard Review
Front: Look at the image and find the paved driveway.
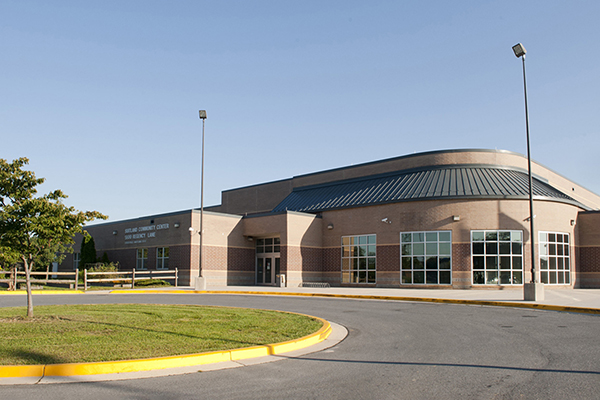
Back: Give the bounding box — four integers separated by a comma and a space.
2, 293, 600, 399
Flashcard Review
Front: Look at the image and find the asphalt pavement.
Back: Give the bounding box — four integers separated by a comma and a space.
134, 284, 600, 311
2, 291, 600, 399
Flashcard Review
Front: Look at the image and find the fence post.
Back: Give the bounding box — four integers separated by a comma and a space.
75, 268, 79, 291
175, 268, 178, 287
132, 269, 135, 288
84, 269, 87, 292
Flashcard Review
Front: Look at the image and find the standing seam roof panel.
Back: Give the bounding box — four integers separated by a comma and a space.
271, 166, 580, 213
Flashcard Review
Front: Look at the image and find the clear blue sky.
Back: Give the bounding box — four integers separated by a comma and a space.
2, 1, 599, 222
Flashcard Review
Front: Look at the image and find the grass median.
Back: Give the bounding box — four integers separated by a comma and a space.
0, 304, 323, 366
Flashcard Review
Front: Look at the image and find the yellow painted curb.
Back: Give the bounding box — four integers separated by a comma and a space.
0, 365, 44, 378
109, 289, 600, 315
0, 315, 331, 379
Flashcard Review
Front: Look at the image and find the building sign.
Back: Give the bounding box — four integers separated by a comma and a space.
124, 223, 170, 244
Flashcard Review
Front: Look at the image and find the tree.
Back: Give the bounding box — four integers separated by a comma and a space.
80, 233, 97, 267
99, 252, 110, 264
0, 157, 107, 317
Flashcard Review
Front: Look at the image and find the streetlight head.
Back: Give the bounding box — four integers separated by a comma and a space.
199, 110, 207, 119
512, 43, 526, 58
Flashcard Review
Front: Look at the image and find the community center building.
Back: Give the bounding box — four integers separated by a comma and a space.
60, 149, 600, 289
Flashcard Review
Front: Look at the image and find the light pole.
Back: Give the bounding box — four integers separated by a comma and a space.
196, 110, 207, 290
512, 43, 543, 301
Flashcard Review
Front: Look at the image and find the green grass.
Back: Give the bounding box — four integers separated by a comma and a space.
0, 304, 323, 365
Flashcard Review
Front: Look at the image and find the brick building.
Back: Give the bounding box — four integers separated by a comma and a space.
61, 149, 600, 289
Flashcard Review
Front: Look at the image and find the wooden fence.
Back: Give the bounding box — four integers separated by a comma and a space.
0, 268, 178, 291
0, 270, 80, 290
83, 269, 178, 291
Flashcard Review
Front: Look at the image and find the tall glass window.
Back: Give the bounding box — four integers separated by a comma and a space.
73, 252, 81, 271
341, 235, 376, 284
471, 231, 523, 285
401, 231, 452, 285
136, 248, 148, 270
156, 247, 169, 270
539, 232, 570, 285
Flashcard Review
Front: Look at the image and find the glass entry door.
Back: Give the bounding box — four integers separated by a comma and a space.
256, 256, 274, 285
255, 238, 281, 285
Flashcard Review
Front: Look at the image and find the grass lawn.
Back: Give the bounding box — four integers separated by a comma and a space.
0, 304, 323, 365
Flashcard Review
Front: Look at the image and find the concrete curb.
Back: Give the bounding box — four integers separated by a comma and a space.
109, 289, 600, 315
0, 313, 332, 382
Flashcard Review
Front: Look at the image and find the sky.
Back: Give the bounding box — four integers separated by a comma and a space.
2, 1, 599, 223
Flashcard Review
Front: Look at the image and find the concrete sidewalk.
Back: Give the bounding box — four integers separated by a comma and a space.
132, 285, 600, 311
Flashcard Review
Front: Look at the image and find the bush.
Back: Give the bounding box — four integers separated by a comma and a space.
135, 279, 171, 287
80, 234, 97, 266
79, 262, 121, 281
100, 252, 110, 264
88, 262, 120, 273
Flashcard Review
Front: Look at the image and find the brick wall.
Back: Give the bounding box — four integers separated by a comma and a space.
377, 245, 399, 272
201, 245, 254, 286
453, 243, 471, 272
580, 247, 600, 272
322, 247, 340, 272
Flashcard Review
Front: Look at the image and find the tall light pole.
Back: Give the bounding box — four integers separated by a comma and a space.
196, 110, 207, 290
513, 43, 543, 301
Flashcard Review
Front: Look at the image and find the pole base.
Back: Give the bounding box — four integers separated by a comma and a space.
194, 277, 207, 291
523, 282, 544, 301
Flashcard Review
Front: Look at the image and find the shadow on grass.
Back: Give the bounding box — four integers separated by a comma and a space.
58, 316, 277, 348
1, 349, 68, 365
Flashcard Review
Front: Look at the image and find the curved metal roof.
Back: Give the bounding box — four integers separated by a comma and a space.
272, 165, 584, 213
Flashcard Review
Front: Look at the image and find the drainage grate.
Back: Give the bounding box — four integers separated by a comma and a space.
298, 282, 330, 288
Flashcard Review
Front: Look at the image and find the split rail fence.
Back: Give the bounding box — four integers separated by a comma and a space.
0, 268, 178, 291
83, 269, 178, 291
0, 270, 80, 290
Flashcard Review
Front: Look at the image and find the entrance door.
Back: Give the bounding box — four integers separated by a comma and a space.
256, 256, 278, 285
255, 237, 281, 286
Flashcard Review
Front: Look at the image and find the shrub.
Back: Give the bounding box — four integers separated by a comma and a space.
135, 279, 171, 287
100, 252, 110, 264
79, 262, 121, 281
80, 234, 97, 267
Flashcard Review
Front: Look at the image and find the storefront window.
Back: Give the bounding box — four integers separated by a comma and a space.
471, 231, 522, 285
341, 234, 376, 284
401, 231, 452, 284
539, 232, 570, 284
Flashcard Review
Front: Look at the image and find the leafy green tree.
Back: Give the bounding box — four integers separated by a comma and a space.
100, 252, 110, 264
0, 244, 19, 269
80, 233, 97, 267
0, 157, 106, 317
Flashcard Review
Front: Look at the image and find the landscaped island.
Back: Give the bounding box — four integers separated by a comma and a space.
0, 304, 323, 365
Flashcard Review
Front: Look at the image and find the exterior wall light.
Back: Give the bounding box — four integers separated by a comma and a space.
570, 219, 576, 226
174, 223, 180, 228
112, 230, 118, 235
453, 215, 460, 222
327, 223, 334, 230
